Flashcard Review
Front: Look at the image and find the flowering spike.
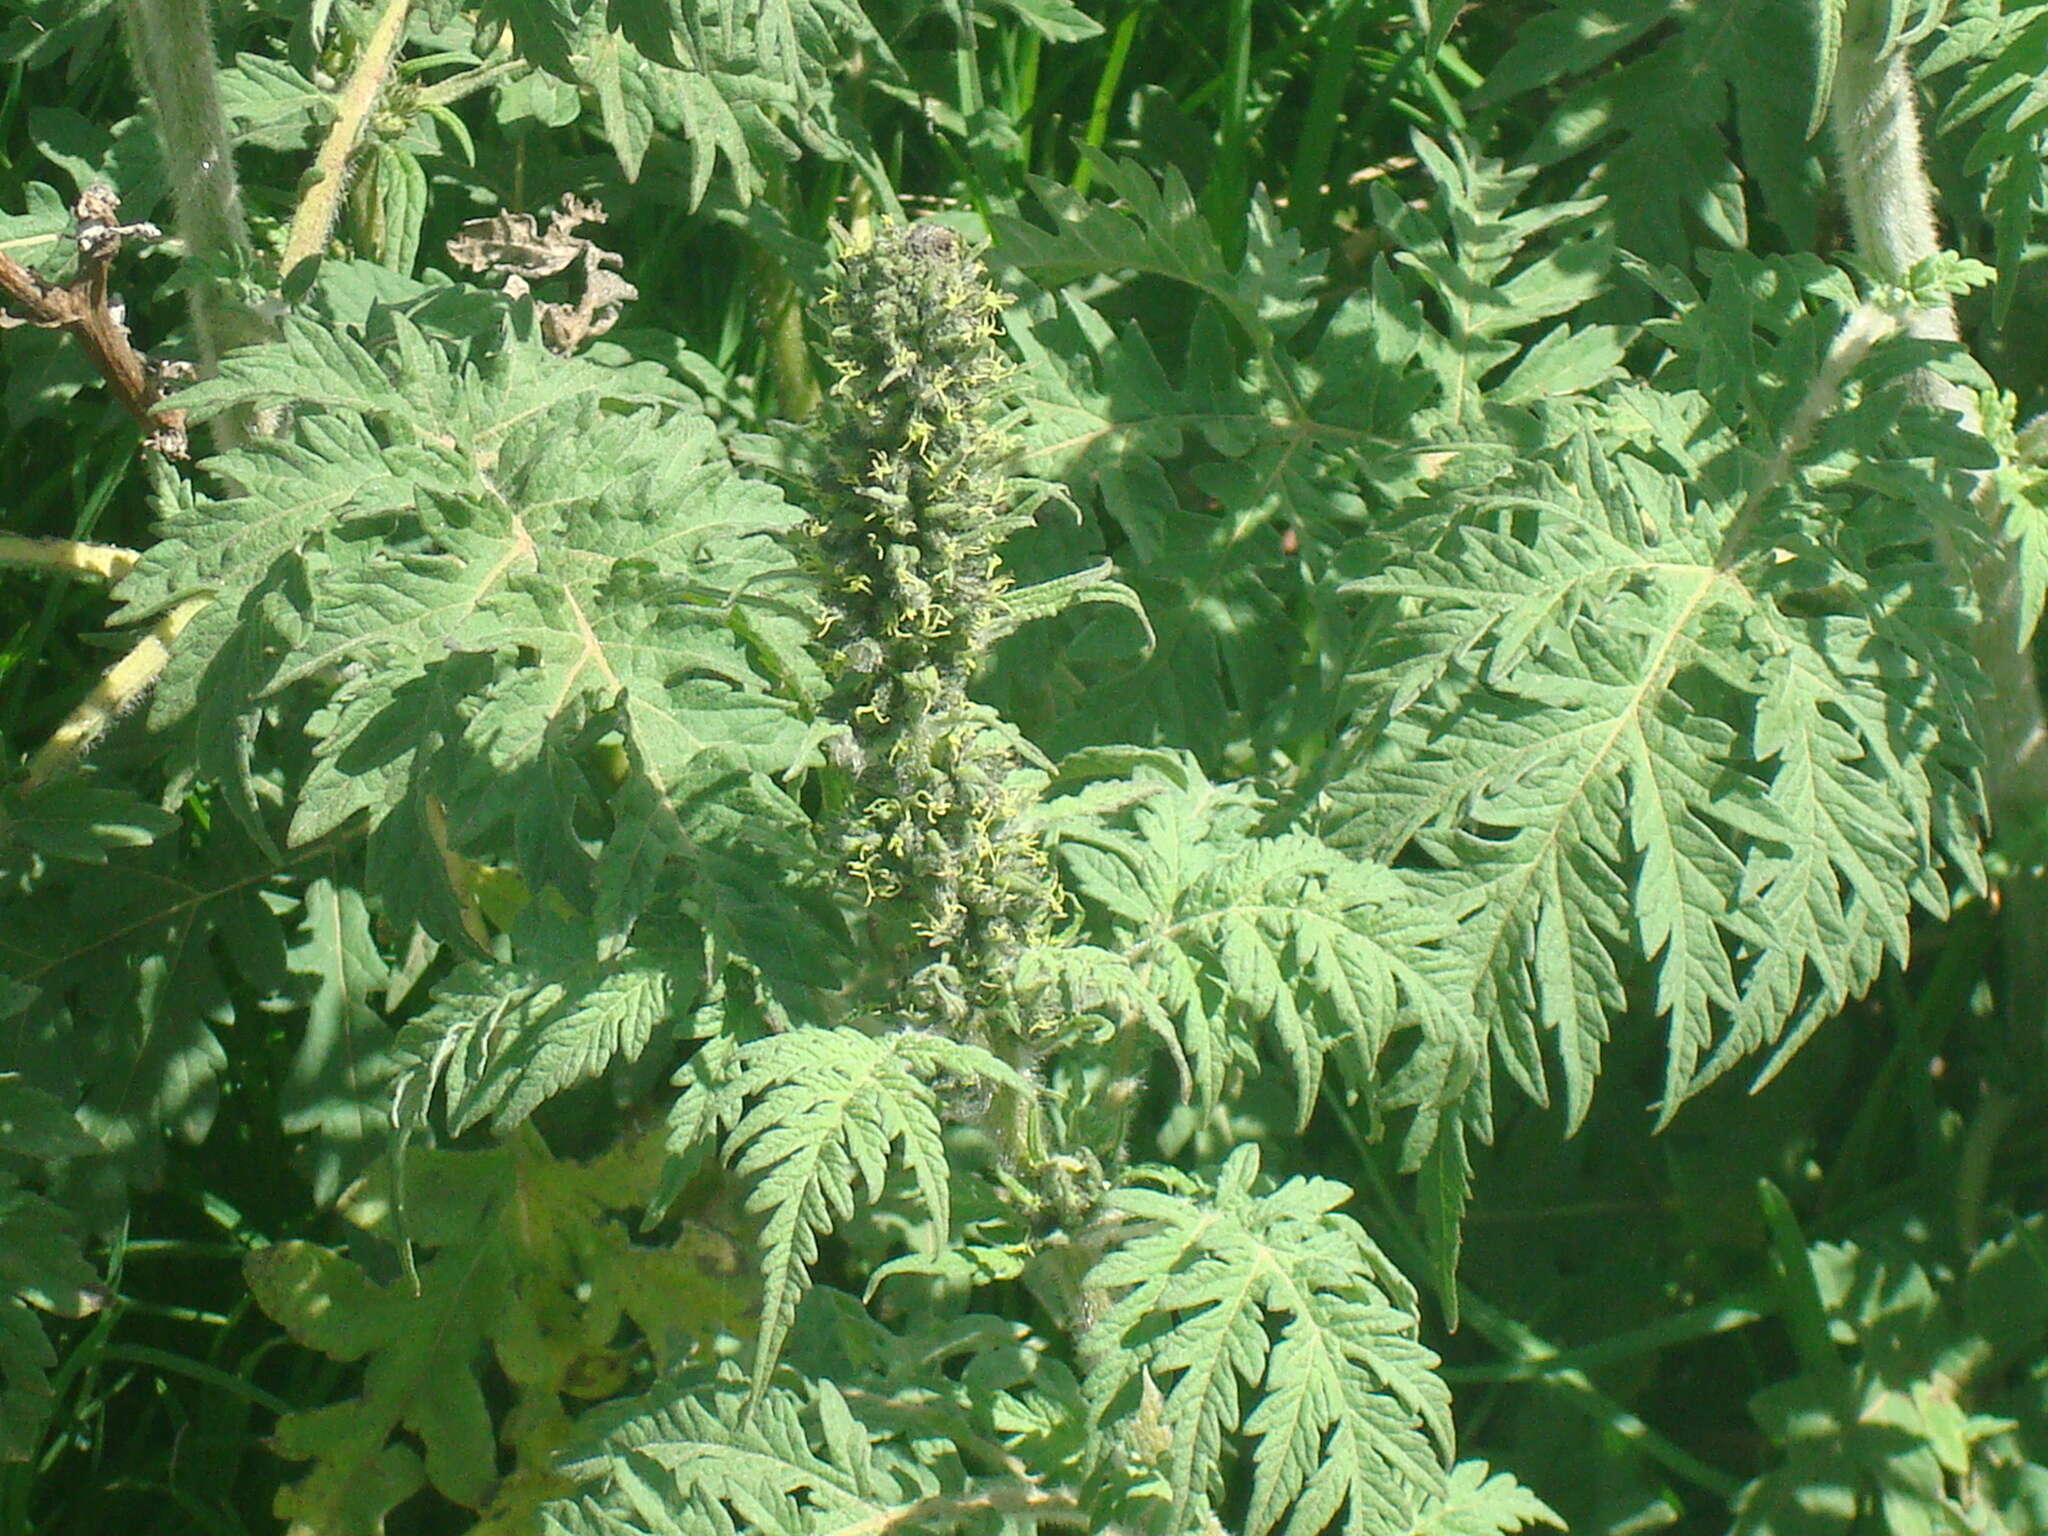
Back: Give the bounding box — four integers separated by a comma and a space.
801, 221, 1060, 1040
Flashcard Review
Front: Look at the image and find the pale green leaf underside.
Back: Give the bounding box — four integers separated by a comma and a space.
1085, 1146, 1453, 1536
1053, 760, 1479, 1147
667, 1027, 1022, 1399
542, 1376, 941, 1536
1407, 1461, 1565, 1536
1331, 429, 1975, 1129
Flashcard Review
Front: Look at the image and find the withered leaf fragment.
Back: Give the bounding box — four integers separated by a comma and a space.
445, 193, 638, 353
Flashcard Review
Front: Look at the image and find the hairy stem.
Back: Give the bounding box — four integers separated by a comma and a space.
1827, 0, 2048, 1076
415, 53, 522, 110
281, 0, 415, 279
35, 3, 265, 789
27, 2, 264, 780
751, 170, 822, 420
119, 0, 271, 391
1828, 12, 1955, 348
23, 597, 207, 791
1716, 299, 1898, 566
0, 536, 140, 583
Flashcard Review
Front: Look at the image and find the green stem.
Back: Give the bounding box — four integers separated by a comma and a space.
1826, 0, 2048, 1083
1073, 8, 1140, 198
0, 446, 131, 735
1819, 916, 1989, 1207
1202, 0, 1255, 263
92, 1344, 296, 1416
119, 0, 272, 437
415, 53, 521, 109
1438, 1290, 1768, 1384
1288, 0, 1369, 239
281, 0, 414, 279
1955, 1091, 2018, 1254
948, 0, 1009, 214
1755, 1179, 1843, 1382
751, 170, 821, 421
1451, 1288, 1746, 1502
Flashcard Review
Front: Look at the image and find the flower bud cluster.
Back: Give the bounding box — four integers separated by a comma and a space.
803, 221, 1060, 1036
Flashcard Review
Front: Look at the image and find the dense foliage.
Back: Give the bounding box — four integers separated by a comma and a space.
2, 1, 2046, 1534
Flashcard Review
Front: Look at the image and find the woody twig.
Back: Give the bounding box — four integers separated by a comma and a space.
0, 184, 188, 458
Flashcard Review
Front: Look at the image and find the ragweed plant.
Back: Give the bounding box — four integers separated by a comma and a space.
2, 3, 2047, 1536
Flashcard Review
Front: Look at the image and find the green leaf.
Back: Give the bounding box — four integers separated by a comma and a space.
991, 142, 1601, 758
282, 880, 397, 1207
994, 287, 1317, 755
0, 818, 297, 1186
1084, 1145, 1454, 1536
1053, 756, 1476, 1144
367, 142, 429, 274
477, 0, 580, 77
246, 1238, 485, 1532
250, 1133, 731, 1535
587, 29, 657, 181
0, 1076, 97, 1162
542, 1373, 946, 1535
977, 0, 1104, 42
998, 152, 1321, 350
1810, 0, 1846, 138
985, 557, 1152, 651
1366, 134, 1616, 420
1335, 415, 1976, 1127
0, 1171, 103, 1464
1731, 1230, 2048, 1536
0, 782, 178, 865
1407, 1462, 1564, 1536
666, 1026, 1025, 1399
1470, 1, 1827, 259
1931, 4, 2048, 326
0, 181, 76, 273
221, 51, 331, 152
1492, 322, 1626, 406
126, 311, 812, 954
604, 0, 689, 64
536, 0, 880, 197
0, 0, 118, 72
392, 917, 707, 1138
